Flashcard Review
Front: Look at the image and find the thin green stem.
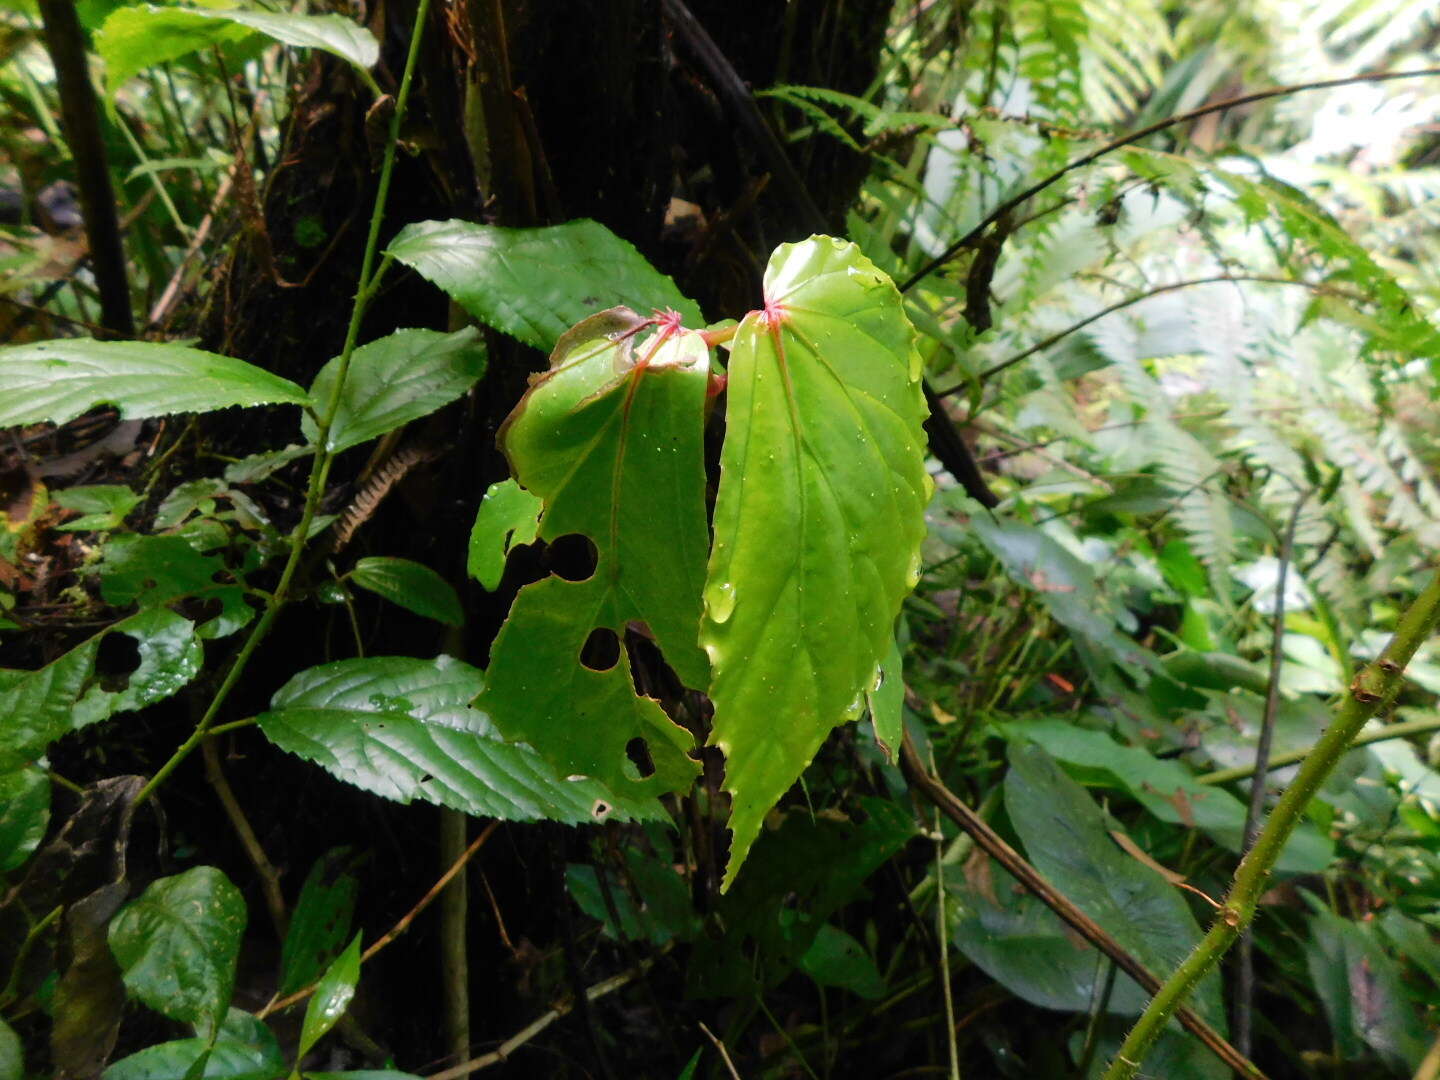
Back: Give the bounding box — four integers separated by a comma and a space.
1197, 713, 1440, 785
0, 903, 62, 1007
133, 0, 432, 807
1104, 566, 1440, 1079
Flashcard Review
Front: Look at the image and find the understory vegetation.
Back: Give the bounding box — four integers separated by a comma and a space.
3, 0, 1440, 1077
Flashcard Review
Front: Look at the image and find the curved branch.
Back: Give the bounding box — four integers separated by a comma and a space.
899, 67, 1440, 295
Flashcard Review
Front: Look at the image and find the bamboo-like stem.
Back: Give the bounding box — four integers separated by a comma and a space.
133, 0, 432, 807
1198, 713, 1440, 785
1104, 566, 1440, 1079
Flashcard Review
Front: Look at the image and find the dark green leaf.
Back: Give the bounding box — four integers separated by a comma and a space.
348, 557, 464, 627
279, 849, 358, 996
0, 765, 50, 872
481, 310, 709, 802
386, 220, 701, 350
467, 478, 541, 591
703, 237, 930, 887
96, 534, 233, 608
0, 340, 310, 427
0, 609, 203, 770
108, 867, 248, 1037
303, 328, 486, 453
297, 933, 361, 1061
102, 1039, 283, 1080
1004, 743, 1226, 1028
799, 924, 886, 999
258, 656, 663, 824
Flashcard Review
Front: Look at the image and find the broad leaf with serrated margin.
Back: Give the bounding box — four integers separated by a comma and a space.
0, 340, 310, 427
702, 237, 930, 887
302, 328, 486, 453
480, 310, 710, 802
258, 655, 662, 824
386, 220, 702, 350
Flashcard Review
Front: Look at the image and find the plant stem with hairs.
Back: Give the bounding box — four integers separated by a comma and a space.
1104, 565, 1440, 1079
133, 0, 433, 807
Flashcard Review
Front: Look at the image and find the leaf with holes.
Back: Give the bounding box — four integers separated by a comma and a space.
386, 220, 702, 351
108, 866, 248, 1038
0, 608, 203, 771
348, 557, 464, 627
257, 655, 661, 824
467, 479, 542, 591
0, 340, 311, 427
98, 5, 379, 93
479, 309, 710, 803
302, 328, 487, 453
702, 237, 930, 887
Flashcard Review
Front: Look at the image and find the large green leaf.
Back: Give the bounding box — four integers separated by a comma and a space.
0, 608, 203, 770
98, 5, 378, 93
347, 557, 464, 627
0, 340, 310, 427
480, 310, 710, 802
0, 765, 50, 872
302, 328, 487, 453
1004, 743, 1226, 1031
102, 1040, 282, 1080
385, 220, 702, 350
108, 867, 248, 1038
702, 237, 930, 887
257, 655, 663, 824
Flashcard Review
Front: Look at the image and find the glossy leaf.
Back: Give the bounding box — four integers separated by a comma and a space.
1004, 744, 1226, 1029
297, 933, 361, 1062
481, 311, 710, 802
257, 656, 662, 824
102, 1040, 282, 1080
302, 328, 486, 453
467, 478, 542, 591
0, 608, 203, 770
279, 849, 358, 996
98, 5, 378, 93
348, 557, 464, 627
0, 765, 50, 872
386, 220, 702, 350
0, 340, 310, 427
868, 637, 904, 762
702, 237, 930, 887
108, 866, 248, 1038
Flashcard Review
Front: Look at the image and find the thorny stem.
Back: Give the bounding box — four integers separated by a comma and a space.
1104, 566, 1440, 1079
133, 0, 433, 807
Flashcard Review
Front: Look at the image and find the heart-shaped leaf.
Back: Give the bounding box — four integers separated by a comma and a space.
480, 310, 710, 802
702, 237, 931, 887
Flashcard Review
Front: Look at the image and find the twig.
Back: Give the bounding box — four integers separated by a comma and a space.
258, 820, 498, 1019
37, 0, 133, 337
898, 66, 1440, 295
699, 1022, 744, 1080
1105, 564, 1440, 1078
202, 738, 287, 938
898, 730, 1265, 1078
933, 806, 960, 1080
1234, 489, 1311, 1053
424, 950, 667, 1080
1198, 713, 1440, 784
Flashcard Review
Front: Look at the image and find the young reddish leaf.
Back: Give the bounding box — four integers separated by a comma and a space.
481, 309, 710, 802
